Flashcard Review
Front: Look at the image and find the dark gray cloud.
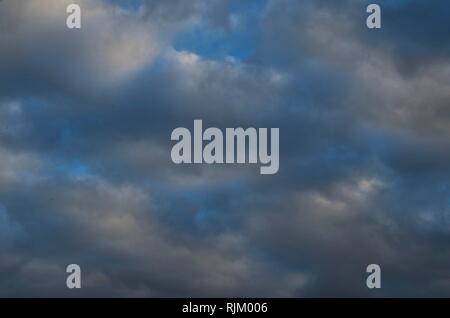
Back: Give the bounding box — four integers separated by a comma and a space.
0, 0, 449, 297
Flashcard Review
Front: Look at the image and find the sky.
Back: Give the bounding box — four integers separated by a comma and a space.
0, 0, 450, 297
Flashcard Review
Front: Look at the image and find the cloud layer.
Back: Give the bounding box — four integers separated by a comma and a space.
0, 0, 449, 297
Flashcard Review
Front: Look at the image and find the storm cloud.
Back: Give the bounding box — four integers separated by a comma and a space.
0, 0, 449, 297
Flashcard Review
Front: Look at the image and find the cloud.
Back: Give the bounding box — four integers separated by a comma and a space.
0, 0, 161, 97
0, 0, 450, 297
